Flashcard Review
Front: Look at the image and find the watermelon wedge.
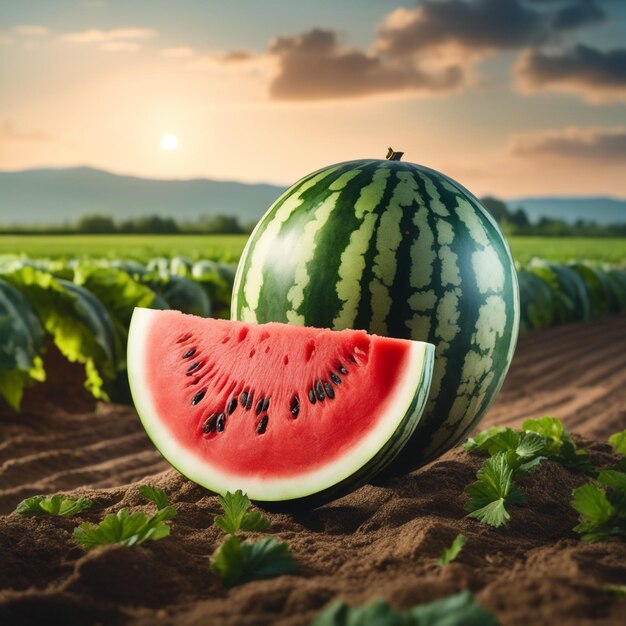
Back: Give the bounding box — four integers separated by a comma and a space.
128, 308, 434, 506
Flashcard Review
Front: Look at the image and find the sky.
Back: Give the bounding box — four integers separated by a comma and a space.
1, 0, 625, 198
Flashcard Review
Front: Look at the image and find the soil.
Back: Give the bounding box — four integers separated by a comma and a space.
1, 315, 626, 626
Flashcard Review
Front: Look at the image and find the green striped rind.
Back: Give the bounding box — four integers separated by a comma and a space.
232, 159, 519, 470
527, 261, 591, 324
568, 262, 619, 316
517, 270, 553, 332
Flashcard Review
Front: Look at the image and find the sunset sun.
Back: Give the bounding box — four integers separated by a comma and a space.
160, 133, 178, 151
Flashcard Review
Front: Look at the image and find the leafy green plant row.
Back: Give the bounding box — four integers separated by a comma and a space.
0, 256, 235, 410
464, 419, 626, 542
2, 255, 625, 412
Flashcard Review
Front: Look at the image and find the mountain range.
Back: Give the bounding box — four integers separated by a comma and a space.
0, 167, 625, 226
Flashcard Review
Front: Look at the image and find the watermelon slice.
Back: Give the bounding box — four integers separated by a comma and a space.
128, 308, 434, 505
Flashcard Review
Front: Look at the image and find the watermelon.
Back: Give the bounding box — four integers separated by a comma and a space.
231, 157, 519, 470
528, 261, 591, 324
517, 270, 553, 332
127, 308, 434, 505
607, 268, 626, 311
568, 262, 619, 316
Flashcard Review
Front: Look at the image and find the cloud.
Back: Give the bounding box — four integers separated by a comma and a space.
0, 121, 51, 143
377, 0, 549, 58
61, 27, 156, 51
515, 45, 626, 102
12, 25, 50, 37
551, 0, 606, 31
268, 28, 464, 100
510, 126, 626, 161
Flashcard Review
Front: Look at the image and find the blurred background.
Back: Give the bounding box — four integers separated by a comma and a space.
1, 0, 625, 260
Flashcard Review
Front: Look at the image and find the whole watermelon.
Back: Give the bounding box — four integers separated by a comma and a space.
231, 156, 519, 471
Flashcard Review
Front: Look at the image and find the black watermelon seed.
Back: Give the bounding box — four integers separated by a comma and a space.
324, 382, 335, 399
330, 372, 341, 385
202, 414, 218, 433
338, 364, 348, 375
290, 395, 300, 418
245, 392, 254, 410
216, 413, 226, 432
182, 348, 196, 359
262, 397, 270, 412
308, 389, 316, 404
255, 398, 265, 415
315, 380, 325, 402
239, 391, 248, 407
191, 389, 206, 405
256, 415, 268, 434
226, 397, 237, 415
187, 361, 201, 374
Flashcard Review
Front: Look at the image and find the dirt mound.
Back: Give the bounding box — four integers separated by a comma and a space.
1, 315, 625, 625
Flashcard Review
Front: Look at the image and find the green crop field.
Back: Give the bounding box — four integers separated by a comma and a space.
0, 234, 249, 262
1, 234, 624, 265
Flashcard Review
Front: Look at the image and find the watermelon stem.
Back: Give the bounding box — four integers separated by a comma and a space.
386, 147, 404, 161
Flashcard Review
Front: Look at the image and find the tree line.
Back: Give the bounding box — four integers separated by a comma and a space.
1, 199, 625, 236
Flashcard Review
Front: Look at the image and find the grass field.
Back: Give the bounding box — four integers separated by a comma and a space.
1, 234, 624, 265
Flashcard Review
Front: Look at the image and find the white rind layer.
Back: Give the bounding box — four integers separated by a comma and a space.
128, 307, 430, 502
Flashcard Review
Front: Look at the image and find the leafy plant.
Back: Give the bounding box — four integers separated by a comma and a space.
214, 489, 269, 535
16, 494, 92, 518
211, 535, 295, 588
435, 533, 467, 567
609, 429, 626, 456
465, 417, 592, 474
2, 266, 117, 399
310, 591, 498, 626
522, 417, 593, 473
465, 453, 525, 527
210, 490, 293, 587
571, 469, 626, 542
74, 485, 175, 549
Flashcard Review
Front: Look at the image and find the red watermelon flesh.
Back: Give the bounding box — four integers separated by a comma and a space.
128, 308, 434, 504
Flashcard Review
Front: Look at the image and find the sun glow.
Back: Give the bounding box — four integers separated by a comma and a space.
160, 134, 178, 151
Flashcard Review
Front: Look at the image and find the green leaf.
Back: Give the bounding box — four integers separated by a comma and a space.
16, 494, 92, 518
2, 267, 117, 400
73, 264, 162, 369
138, 485, 169, 510
73, 485, 176, 549
523, 416, 593, 473
214, 490, 269, 535
435, 534, 467, 567
463, 426, 507, 452
74, 506, 176, 549
465, 453, 525, 527
609, 430, 626, 457
311, 599, 412, 626
606, 584, 626, 597
211, 536, 296, 588
597, 470, 626, 494
571, 483, 618, 541
410, 591, 499, 626
310, 592, 498, 626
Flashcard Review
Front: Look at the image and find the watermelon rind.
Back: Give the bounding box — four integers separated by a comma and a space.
127, 307, 434, 505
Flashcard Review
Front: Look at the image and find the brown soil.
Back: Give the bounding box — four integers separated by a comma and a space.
1, 316, 626, 626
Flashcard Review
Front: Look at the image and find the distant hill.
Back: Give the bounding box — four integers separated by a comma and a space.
508, 196, 626, 225
0, 167, 624, 227
0, 167, 286, 226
